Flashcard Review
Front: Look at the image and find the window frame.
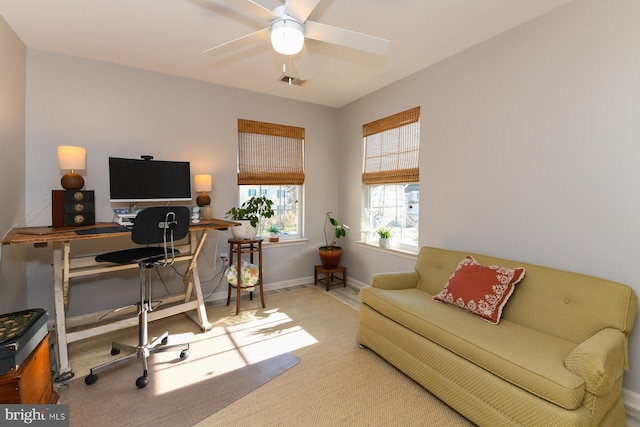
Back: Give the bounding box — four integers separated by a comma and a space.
361, 107, 420, 252
238, 184, 303, 240
236, 119, 305, 240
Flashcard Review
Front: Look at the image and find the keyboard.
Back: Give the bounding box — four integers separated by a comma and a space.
75, 226, 131, 235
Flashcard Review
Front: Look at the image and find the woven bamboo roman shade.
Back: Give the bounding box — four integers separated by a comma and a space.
237, 119, 305, 185
362, 107, 420, 185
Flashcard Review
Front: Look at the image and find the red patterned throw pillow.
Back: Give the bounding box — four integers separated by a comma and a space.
433, 255, 525, 324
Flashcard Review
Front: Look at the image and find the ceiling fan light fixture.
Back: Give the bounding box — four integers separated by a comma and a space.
270, 19, 304, 55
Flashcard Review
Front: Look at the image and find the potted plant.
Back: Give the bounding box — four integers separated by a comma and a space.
319, 212, 349, 269
377, 226, 392, 248
267, 224, 281, 243
225, 196, 274, 239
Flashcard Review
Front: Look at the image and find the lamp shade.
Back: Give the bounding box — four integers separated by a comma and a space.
194, 174, 212, 192
270, 19, 304, 55
194, 174, 212, 207
58, 146, 86, 171
57, 146, 86, 190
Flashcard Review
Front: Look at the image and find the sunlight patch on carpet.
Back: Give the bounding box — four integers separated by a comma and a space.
149, 308, 316, 396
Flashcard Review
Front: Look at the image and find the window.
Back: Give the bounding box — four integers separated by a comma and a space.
237, 119, 304, 239
362, 107, 420, 250
238, 185, 300, 238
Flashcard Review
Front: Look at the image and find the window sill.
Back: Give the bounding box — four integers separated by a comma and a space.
357, 241, 419, 258
261, 238, 308, 248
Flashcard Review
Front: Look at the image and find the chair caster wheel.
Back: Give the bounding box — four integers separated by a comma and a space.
162, 337, 169, 345
180, 349, 190, 360
136, 375, 148, 389
111, 348, 120, 356
85, 373, 98, 385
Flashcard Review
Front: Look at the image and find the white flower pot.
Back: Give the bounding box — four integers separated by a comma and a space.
379, 238, 390, 248
231, 220, 257, 239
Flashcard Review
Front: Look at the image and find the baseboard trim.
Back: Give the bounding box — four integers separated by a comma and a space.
347, 278, 368, 289
624, 388, 640, 425
204, 276, 312, 304
205, 274, 368, 305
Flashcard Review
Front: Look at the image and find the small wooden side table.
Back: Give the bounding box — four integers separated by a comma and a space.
227, 238, 265, 314
314, 265, 347, 291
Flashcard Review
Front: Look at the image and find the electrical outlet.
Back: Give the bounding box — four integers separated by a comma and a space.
220, 253, 229, 266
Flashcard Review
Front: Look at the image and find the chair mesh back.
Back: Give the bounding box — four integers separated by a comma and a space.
131, 207, 190, 245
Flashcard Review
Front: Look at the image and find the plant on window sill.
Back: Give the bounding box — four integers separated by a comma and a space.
377, 226, 392, 248
268, 224, 281, 242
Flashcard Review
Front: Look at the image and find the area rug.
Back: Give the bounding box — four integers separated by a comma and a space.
196, 287, 474, 427
57, 303, 302, 426
58, 346, 298, 426
58, 286, 473, 426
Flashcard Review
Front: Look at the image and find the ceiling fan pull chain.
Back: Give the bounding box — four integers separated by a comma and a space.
289, 56, 293, 85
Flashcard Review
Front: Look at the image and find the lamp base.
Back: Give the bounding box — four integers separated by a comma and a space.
203, 205, 213, 220
61, 173, 84, 191
196, 193, 211, 207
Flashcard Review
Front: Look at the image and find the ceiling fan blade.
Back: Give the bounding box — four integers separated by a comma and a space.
283, 0, 321, 23
223, 0, 278, 21
304, 21, 391, 55
202, 27, 270, 55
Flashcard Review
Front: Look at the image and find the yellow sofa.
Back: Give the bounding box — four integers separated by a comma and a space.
357, 247, 638, 426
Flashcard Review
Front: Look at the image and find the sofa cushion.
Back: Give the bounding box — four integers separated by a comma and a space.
433, 255, 525, 324
361, 286, 585, 409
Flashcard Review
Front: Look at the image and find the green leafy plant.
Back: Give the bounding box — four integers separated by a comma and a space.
267, 224, 281, 234
324, 211, 349, 248
225, 196, 274, 228
377, 226, 392, 239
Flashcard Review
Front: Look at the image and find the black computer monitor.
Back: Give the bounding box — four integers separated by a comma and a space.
108, 156, 192, 203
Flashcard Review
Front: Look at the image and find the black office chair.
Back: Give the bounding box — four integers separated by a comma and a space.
84, 206, 191, 389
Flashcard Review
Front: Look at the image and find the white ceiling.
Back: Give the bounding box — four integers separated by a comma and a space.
0, 0, 573, 108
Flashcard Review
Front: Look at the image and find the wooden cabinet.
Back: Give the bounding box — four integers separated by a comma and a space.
0, 333, 58, 404
52, 190, 95, 227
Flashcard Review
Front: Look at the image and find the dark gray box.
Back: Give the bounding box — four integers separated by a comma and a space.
0, 309, 48, 375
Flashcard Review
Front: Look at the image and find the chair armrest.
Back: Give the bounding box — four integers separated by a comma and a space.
370, 271, 419, 290
563, 328, 627, 396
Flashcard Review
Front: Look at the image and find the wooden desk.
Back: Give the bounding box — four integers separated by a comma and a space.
2, 219, 238, 380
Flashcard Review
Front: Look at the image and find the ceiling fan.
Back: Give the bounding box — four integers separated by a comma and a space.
203, 0, 391, 74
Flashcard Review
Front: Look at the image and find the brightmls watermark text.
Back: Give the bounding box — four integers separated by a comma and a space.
1, 405, 69, 426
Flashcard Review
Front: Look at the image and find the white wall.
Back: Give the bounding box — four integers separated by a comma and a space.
19, 50, 339, 317
0, 15, 27, 313
3, 0, 640, 401
339, 0, 640, 394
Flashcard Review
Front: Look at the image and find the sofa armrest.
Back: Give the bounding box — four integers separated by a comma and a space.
563, 328, 627, 396
370, 271, 419, 290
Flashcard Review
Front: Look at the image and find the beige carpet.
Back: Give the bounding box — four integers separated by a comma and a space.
58, 286, 473, 426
